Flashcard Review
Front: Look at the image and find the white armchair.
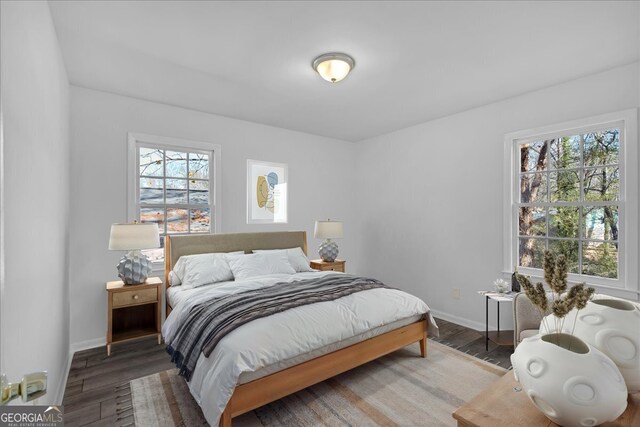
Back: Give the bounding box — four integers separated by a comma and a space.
513, 292, 550, 348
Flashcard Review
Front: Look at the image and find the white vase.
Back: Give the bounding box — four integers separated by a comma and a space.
540, 299, 640, 393
511, 333, 627, 427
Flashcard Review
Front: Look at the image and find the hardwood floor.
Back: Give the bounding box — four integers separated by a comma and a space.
62, 336, 174, 426
62, 317, 513, 426
430, 317, 514, 368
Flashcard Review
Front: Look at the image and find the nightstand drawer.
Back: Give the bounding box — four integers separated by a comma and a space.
112, 287, 158, 308
310, 260, 345, 273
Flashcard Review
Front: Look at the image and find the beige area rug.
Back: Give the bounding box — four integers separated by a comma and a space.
131, 340, 506, 427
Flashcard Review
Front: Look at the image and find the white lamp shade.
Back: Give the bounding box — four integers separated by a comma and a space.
108, 223, 160, 250
316, 59, 351, 82
312, 53, 355, 83
314, 221, 344, 239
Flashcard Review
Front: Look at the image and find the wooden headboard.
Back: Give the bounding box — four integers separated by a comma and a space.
164, 231, 308, 314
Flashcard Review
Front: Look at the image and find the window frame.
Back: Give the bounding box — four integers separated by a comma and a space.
503, 109, 638, 296
127, 133, 222, 267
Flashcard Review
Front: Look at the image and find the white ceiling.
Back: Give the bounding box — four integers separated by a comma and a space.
49, 1, 640, 142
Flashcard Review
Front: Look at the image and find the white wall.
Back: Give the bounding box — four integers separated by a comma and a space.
354, 62, 640, 331
3, 2, 637, 389
68, 87, 357, 347
0, 1, 70, 404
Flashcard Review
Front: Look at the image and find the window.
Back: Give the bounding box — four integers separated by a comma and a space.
504, 110, 638, 291
127, 133, 221, 263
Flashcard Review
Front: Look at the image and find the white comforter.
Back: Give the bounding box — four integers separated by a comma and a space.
162, 271, 437, 426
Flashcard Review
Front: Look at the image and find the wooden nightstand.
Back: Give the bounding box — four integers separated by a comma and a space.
106, 277, 162, 356
310, 259, 346, 272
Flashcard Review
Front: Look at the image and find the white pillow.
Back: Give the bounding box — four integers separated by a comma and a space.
168, 270, 181, 287
171, 251, 244, 288
228, 251, 296, 281
253, 247, 314, 272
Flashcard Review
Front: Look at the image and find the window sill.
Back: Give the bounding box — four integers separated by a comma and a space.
151, 260, 165, 273
500, 270, 640, 300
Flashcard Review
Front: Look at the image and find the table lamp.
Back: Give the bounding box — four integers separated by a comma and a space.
314, 220, 343, 262
108, 222, 160, 285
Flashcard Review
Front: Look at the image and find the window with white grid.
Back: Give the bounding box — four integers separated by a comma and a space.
516, 128, 620, 278
127, 133, 220, 263
504, 110, 638, 293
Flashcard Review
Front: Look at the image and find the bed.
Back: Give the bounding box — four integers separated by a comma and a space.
162, 231, 437, 427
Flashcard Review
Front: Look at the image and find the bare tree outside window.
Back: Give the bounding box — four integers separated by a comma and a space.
517, 129, 620, 279
138, 146, 213, 262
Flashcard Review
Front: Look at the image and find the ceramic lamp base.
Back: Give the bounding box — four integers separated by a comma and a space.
116, 250, 152, 285
319, 240, 339, 262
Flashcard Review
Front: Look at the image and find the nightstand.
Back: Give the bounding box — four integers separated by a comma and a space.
310, 259, 346, 272
106, 277, 162, 356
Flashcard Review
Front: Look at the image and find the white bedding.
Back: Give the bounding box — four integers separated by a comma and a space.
167, 282, 206, 308
162, 271, 438, 427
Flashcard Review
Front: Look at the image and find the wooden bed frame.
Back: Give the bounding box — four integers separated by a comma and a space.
164, 231, 428, 427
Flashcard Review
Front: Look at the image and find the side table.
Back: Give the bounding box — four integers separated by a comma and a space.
478, 291, 515, 351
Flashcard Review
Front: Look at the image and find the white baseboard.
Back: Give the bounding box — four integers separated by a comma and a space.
54, 337, 106, 404
429, 309, 486, 332
70, 337, 106, 354
54, 353, 72, 404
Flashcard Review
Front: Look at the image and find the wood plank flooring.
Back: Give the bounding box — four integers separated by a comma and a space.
62, 317, 513, 426
430, 317, 514, 368
62, 336, 175, 426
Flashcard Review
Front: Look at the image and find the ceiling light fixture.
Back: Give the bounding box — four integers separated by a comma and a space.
312, 53, 355, 83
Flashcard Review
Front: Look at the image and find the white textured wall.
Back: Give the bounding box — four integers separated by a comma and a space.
0, 1, 70, 404
68, 86, 357, 347
354, 63, 640, 331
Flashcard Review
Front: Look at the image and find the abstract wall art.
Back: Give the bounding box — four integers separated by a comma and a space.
247, 159, 288, 224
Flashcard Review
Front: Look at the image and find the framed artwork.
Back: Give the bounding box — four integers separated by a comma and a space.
247, 159, 288, 224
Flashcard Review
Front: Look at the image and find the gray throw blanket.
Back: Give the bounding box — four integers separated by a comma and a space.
166, 274, 387, 381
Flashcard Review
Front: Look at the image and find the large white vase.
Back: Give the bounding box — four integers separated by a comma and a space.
511, 333, 627, 427
540, 299, 640, 393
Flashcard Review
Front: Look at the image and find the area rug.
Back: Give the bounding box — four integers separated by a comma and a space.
131, 340, 506, 426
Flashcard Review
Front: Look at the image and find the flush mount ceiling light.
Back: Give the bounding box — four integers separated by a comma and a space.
312, 53, 355, 83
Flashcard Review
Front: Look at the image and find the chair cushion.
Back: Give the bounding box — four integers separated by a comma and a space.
519, 329, 539, 342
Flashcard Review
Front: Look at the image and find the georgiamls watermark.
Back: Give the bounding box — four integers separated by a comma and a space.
0, 406, 63, 427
